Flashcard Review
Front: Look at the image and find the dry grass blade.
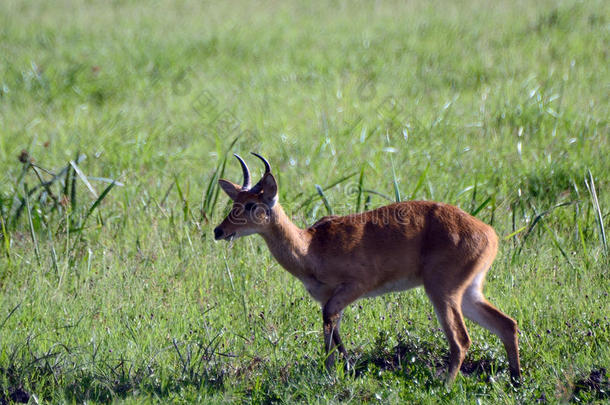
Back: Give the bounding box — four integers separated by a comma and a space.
70, 160, 98, 198
585, 169, 607, 253
86, 177, 125, 187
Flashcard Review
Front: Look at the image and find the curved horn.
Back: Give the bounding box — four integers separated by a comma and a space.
233, 154, 251, 189
251, 152, 271, 174
249, 153, 271, 193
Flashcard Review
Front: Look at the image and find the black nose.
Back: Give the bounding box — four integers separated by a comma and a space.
214, 227, 224, 240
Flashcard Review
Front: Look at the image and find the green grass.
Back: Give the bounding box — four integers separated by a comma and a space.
1, 0, 609, 402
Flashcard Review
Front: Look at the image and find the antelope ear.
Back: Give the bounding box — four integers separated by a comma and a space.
218, 179, 241, 200
260, 173, 278, 208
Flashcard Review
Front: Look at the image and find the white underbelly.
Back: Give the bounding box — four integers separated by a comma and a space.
363, 276, 422, 298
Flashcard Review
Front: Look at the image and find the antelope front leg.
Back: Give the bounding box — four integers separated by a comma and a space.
323, 310, 349, 370
322, 284, 361, 371
322, 309, 342, 370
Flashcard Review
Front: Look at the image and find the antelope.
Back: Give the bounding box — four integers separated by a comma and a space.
214, 153, 521, 383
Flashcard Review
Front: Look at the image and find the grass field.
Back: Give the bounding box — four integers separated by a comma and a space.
1, 0, 609, 403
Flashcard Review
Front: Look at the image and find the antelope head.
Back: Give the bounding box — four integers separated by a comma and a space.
213, 153, 279, 241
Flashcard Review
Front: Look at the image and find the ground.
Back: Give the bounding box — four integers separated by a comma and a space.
0, 0, 609, 403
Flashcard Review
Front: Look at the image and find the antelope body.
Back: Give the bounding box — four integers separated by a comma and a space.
214, 153, 521, 382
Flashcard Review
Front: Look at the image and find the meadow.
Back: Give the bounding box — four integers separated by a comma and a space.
0, 0, 608, 403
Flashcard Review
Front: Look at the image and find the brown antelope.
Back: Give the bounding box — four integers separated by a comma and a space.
214, 153, 521, 383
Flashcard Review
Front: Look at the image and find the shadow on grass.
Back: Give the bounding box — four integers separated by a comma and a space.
0, 348, 228, 404
572, 367, 609, 403
61, 367, 226, 403
348, 332, 505, 385
0, 363, 227, 404
5, 332, 605, 403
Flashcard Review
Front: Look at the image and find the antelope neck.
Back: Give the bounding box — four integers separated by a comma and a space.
259, 203, 311, 276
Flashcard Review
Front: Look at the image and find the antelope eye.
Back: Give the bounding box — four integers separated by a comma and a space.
244, 202, 255, 211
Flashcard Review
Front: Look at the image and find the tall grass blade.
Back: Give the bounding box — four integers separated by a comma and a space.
203, 135, 240, 218
0, 301, 21, 330
70, 160, 78, 211
490, 194, 497, 225
390, 157, 401, 202
571, 184, 589, 261
8, 161, 31, 226
210, 157, 227, 215
576, 211, 589, 266
82, 180, 117, 227
296, 172, 357, 211
45, 221, 59, 275
355, 165, 365, 212
512, 201, 577, 262
542, 223, 575, 270
221, 251, 236, 292
585, 169, 607, 253
175, 176, 191, 222
364, 195, 371, 211
63, 161, 72, 198
30, 165, 59, 210
203, 157, 225, 217
362, 189, 393, 202
455, 185, 474, 202
24, 183, 41, 265
504, 225, 528, 240
172, 338, 187, 374
409, 163, 430, 200
471, 178, 478, 213
385, 130, 401, 202
315, 185, 333, 215
161, 181, 175, 207
551, 79, 565, 138
511, 201, 517, 247
1, 215, 10, 260
471, 196, 492, 217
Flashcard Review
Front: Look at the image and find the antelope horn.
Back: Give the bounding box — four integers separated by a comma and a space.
233, 153, 251, 189
250, 152, 271, 193
251, 152, 271, 174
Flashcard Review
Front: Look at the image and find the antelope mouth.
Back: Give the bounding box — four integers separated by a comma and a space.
224, 232, 236, 241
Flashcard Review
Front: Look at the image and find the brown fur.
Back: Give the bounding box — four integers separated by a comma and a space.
215, 172, 521, 383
